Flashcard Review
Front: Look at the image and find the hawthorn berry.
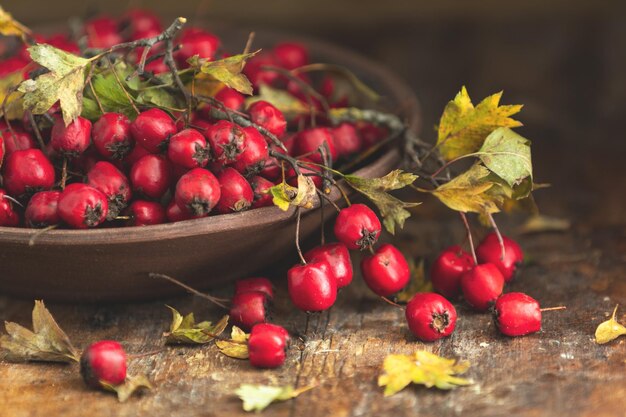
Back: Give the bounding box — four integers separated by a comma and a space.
249, 175, 274, 208
125, 200, 166, 226
231, 127, 269, 176
430, 245, 474, 299
165, 199, 193, 222
460, 263, 505, 311
476, 233, 524, 282
24, 190, 61, 228
331, 123, 363, 159
2, 149, 55, 197
167, 128, 210, 169
247, 101, 287, 138
361, 243, 410, 297
0, 189, 20, 227
243, 52, 281, 89
215, 167, 253, 214
287, 260, 337, 311
357, 122, 389, 148
1, 127, 36, 156
494, 292, 542, 337
294, 127, 338, 163
92, 113, 133, 160
87, 161, 132, 219
334, 204, 381, 250
50, 116, 92, 157
248, 323, 290, 368
123, 9, 162, 36
235, 277, 274, 300
130, 155, 173, 200
273, 42, 309, 70
85, 16, 123, 49
175, 28, 220, 67
205, 120, 246, 164
123, 142, 152, 166
58, 183, 109, 229
80, 340, 127, 388
130, 108, 177, 153
258, 155, 281, 181
304, 242, 353, 288
229, 291, 268, 330
405, 293, 457, 342
174, 168, 221, 217
215, 87, 245, 111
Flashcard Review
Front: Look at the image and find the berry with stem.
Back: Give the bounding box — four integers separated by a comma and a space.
230, 291, 268, 330
460, 263, 505, 311
288, 260, 337, 312
247, 101, 287, 139
476, 232, 524, 282
494, 292, 541, 336
430, 245, 474, 298
304, 242, 353, 288
361, 243, 410, 297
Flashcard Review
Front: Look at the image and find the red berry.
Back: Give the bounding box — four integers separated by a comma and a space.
58, 183, 109, 229
124, 142, 152, 166
165, 199, 192, 222
358, 122, 389, 148
87, 161, 132, 219
287, 260, 337, 311
25, 190, 61, 228
231, 127, 269, 176
294, 127, 338, 163
130, 108, 177, 153
215, 87, 245, 111
1, 127, 36, 156
92, 113, 133, 160
125, 200, 166, 226
175, 28, 220, 67
405, 293, 457, 342
248, 323, 289, 368
130, 155, 173, 200
235, 277, 274, 300
476, 233, 524, 282
249, 175, 274, 208
205, 120, 246, 164
243, 52, 281, 89
0, 189, 20, 227
494, 292, 542, 337
85, 17, 123, 49
273, 42, 309, 70
430, 245, 474, 298
460, 263, 505, 311
361, 243, 410, 297
229, 291, 268, 330
331, 123, 363, 158
3, 149, 55, 196
304, 243, 353, 288
215, 167, 253, 214
258, 155, 281, 181
247, 101, 287, 139
51, 116, 92, 157
174, 168, 221, 217
333, 204, 381, 250
80, 340, 127, 388
319, 76, 349, 107
45, 33, 80, 54
123, 9, 162, 35
0, 56, 29, 78
167, 128, 210, 169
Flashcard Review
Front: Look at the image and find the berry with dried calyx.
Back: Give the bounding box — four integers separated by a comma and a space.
334, 204, 381, 250
405, 293, 457, 342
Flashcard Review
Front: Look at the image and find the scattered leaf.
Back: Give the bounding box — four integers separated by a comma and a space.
246, 84, 310, 116
19, 44, 91, 125
270, 175, 317, 212
235, 384, 314, 412
595, 305, 626, 344
216, 326, 249, 359
396, 258, 432, 303
191, 51, 259, 95
437, 87, 523, 161
101, 374, 153, 402
163, 306, 228, 345
0, 6, 30, 39
378, 350, 472, 396
344, 170, 420, 234
478, 127, 532, 187
518, 214, 570, 234
0, 71, 26, 120
0, 300, 79, 363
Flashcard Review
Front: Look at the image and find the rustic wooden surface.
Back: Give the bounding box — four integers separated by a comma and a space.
1, 138, 625, 417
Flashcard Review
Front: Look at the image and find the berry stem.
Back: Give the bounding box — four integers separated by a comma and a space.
126, 348, 166, 358
319, 192, 326, 245
149, 273, 229, 308
459, 212, 478, 265
315, 189, 341, 213
295, 208, 307, 265
25, 111, 46, 151
540, 306, 567, 312
60, 157, 68, 190
28, 224, 57, 247
380, 296, 404, 309
243, 31, 256, 55
332, 180, 351, 207
487, 213, 506, 261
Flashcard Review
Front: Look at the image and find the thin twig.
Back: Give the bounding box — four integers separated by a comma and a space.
295, 208, 306, 265
149, 273, 229, 308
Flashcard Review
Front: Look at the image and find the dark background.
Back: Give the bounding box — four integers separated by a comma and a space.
4, 0, 626, 224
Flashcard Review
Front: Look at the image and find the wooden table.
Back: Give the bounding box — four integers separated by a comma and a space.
1, 138, 624, 417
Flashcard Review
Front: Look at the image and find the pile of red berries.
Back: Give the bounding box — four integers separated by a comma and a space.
0, 10, 389, 230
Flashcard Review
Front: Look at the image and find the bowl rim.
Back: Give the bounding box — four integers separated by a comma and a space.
0, 29, 421, 245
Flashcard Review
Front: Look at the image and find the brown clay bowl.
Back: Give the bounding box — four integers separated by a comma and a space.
0, 26, 421, 302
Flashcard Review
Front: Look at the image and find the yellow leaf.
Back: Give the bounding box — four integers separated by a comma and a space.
378, 351, 472, 397
235, 384, 314, 412
437, 87, 523, 161
0, 6, 30, 39
216, 326, 249, 359
101, 374, 152, 402
269, 175, 317, 212
163, 306, 228, 345
191, 51, 259, 95
0, 72, 26, 120
595, 305, 626, 344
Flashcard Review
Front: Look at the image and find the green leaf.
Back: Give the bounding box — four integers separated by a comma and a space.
216, 326, 249, 359
137, 87, 182, 110
0, 300, 79, 363
429, 164, 502, 215
478, 127, 532, 187
191, 51, 259, 95
269, 175, 317, 212
396, 258, 432, 303
19, 44, 91, 125
344, 170, 420, 234
378, 351, 472, 396
80, 97, 102, 120
437, 87, 523, 161
245, 84, 310, 116
87, 68, 137, 117
163, 306, 229, 345
101, 374, 153, 402
235, 384, 314, 412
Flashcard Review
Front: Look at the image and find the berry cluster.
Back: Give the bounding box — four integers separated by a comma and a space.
0, 10, 389, 230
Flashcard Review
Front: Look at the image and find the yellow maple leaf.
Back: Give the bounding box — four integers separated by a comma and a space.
0, 6, 30, 39
437, 87, 523, 161
0, 72, 26, 120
